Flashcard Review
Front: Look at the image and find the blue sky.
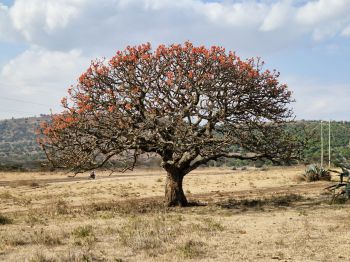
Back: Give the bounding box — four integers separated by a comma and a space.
0, 0, 13, 6
1, 0, 350, 120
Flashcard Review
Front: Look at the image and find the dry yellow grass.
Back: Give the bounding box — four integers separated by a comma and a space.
0, 166, 349, 261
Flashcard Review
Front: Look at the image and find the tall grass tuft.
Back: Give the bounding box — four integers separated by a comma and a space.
0, 213, 12, 225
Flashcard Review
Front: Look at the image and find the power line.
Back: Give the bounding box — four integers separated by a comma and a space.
0, 109, 41, 115
0, 96, 51, 107
0, 108, 45, 115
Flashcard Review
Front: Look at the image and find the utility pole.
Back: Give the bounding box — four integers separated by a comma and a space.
321, 121, 323, 167
328, 120, 331, 168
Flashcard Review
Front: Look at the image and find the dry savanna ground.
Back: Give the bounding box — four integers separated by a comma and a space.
1, 166, 350, 261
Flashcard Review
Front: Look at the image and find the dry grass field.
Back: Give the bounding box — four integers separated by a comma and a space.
1, 166, 350, 261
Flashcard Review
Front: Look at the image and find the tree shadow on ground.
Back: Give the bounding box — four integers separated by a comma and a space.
216, 193, 306, 211
186, 201, 207, 207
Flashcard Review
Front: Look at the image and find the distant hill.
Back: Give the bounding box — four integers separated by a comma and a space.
1, 116, 350, 170
0, 115, 50, 170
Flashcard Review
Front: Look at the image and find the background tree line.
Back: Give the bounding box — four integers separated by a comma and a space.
0, 116, 349, 171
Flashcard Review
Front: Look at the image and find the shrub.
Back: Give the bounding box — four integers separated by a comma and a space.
303, 164, 331, 182
0, 213, 12, 225
54, 200, 69, 215
72, 225, 96, 247
177, 240, 206, 259
73, 225, 94, 238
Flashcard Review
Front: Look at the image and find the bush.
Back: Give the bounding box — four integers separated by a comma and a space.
72, 225, 96, 247
177, 240, 206, 259
0, 213, 12, 225
303, 164, 331, 182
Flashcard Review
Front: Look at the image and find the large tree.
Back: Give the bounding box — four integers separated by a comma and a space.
39, 42, 302, 207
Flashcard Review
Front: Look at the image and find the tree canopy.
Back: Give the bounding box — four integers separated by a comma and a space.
39, 42, 303, 206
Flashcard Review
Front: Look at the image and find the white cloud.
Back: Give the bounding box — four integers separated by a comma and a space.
0, 47, 90, 115
311, 22, 342, 41
0, 3, 19, 41
260, 0, 294, 31
296, 0, 350, 26
285, 76, 350, 120
341, 24, 350, 36
1, 0, 350, 119
296, 0, 350, 40
197, 1, 268, 27
1, 47, 88, 95
9, 0, 83, 42
2, 0, 350, 52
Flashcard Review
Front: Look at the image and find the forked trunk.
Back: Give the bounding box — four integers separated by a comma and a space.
165, 171, 188, 207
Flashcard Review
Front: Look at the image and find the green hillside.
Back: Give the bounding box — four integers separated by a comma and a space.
1, 116, 350, 171
0, 116, 49, 170
299, 120, 350, 166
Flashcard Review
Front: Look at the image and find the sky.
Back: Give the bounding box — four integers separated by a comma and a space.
0, 0, 350, 120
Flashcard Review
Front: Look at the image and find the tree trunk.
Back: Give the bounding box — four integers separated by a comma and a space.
165, 171, 188, 207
